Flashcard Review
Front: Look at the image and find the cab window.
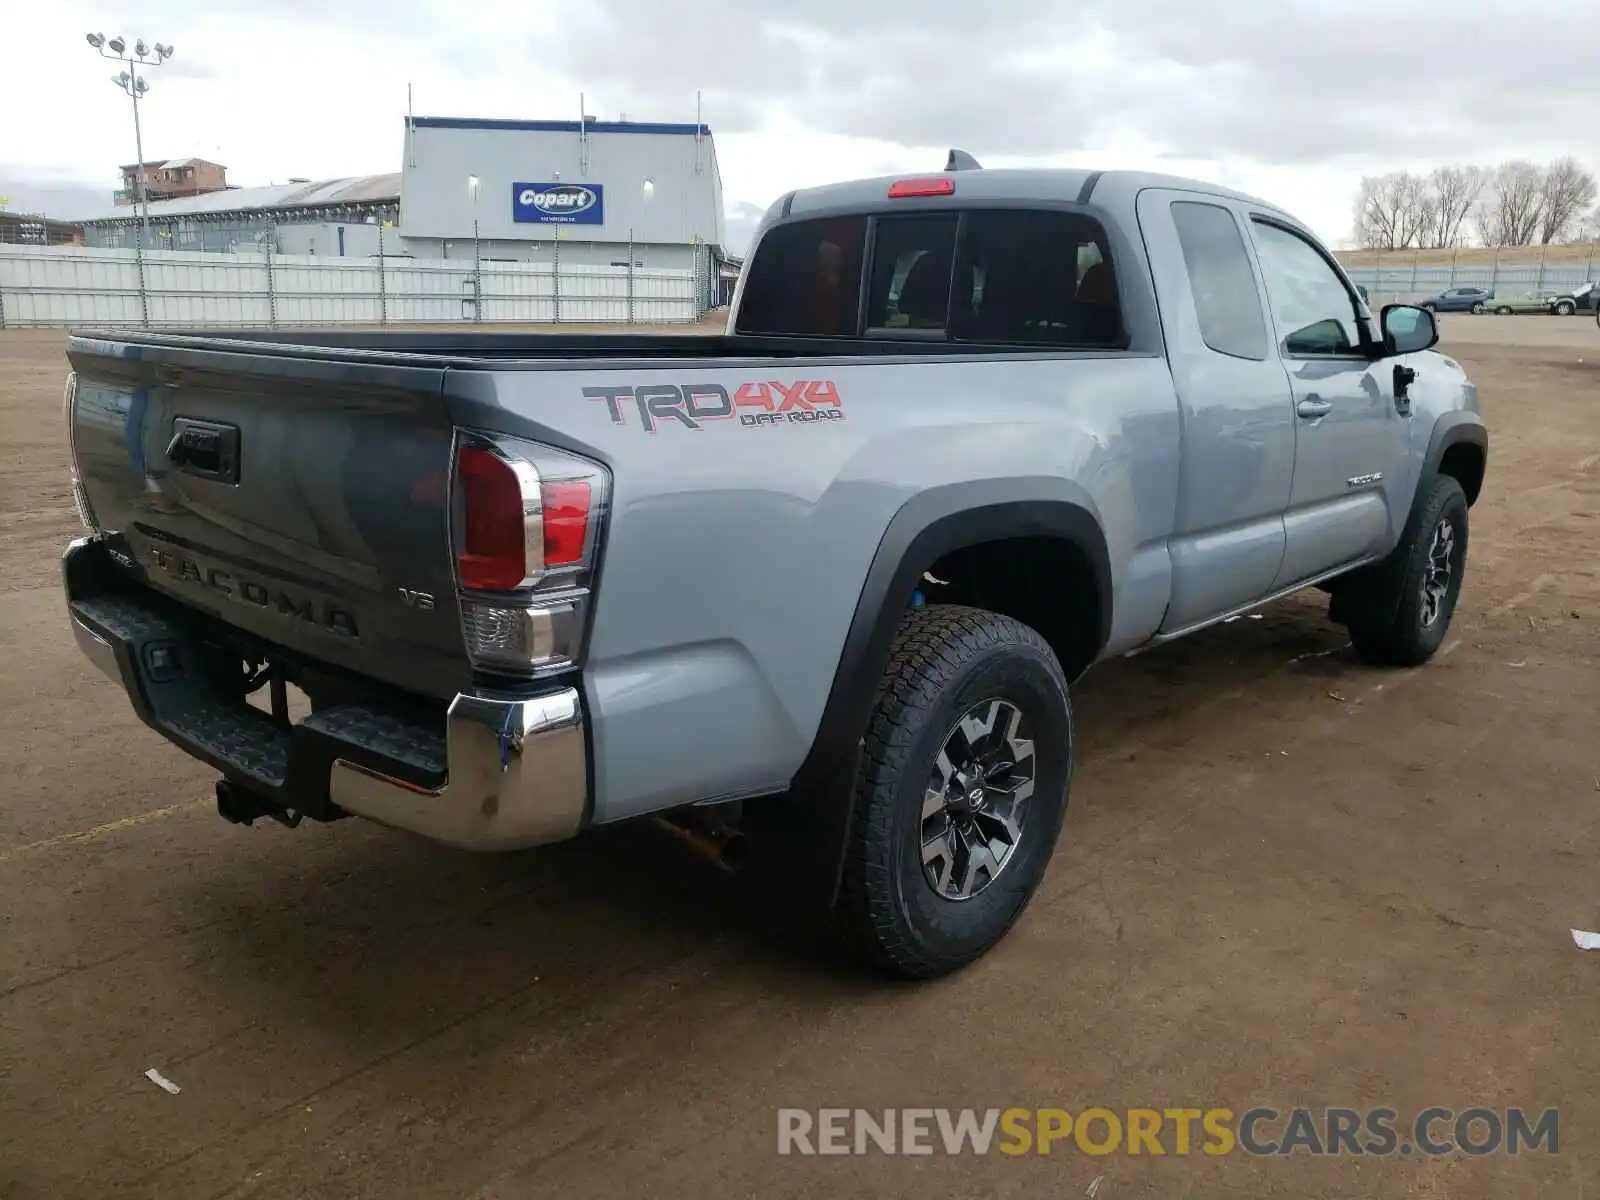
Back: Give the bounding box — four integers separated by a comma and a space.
949, 210, 1126, 348
864, 215, 959, 333
1171, 201, 1268, 361
735, 216, 866, 336
737, 208, 1127, 349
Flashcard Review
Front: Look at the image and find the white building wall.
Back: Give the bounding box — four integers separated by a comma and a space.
395, 236, 698, 272
398, 118, 726, 250
275, 222, 386, 257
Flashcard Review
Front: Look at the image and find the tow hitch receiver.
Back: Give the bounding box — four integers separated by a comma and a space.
216, 780, 303, 829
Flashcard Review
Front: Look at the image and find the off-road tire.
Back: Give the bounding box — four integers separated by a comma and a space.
1344, 474, 1469, 667
835, 605, 1073, 979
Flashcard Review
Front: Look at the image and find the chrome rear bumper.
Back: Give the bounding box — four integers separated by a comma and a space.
329, 688, 587, 850
63, 536, 590, 852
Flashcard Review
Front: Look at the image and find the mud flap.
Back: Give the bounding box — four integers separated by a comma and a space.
743, 740, 864, 913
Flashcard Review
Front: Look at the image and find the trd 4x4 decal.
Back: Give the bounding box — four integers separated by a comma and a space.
583, 381, 844, 433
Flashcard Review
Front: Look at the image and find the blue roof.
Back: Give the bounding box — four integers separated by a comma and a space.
410, 116, 711, 136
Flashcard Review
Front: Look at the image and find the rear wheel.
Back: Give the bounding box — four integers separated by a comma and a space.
836, 606, 1072, 979
1495, 305, 1513, 315
1471, 302, 1485, 314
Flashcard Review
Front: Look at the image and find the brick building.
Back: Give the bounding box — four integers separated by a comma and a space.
116, 158, 229, 206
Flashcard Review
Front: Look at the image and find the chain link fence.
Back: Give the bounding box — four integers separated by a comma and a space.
0, 237, 708, 329
1342, 246, 1600, 305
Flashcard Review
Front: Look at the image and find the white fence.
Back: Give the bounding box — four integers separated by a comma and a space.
0, 244, 703, 329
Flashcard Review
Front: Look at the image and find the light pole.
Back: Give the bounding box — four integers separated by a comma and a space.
630, 178, 655, 323
467, 175, 481, 322
86, 33, 174, 253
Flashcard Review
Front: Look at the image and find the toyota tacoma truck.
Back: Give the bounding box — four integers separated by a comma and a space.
59, 158, 1488, 979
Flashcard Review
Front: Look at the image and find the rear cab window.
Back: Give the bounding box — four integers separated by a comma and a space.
735, 216, 867, 336
737, 206, 1127, 349
865, 215, 958, 334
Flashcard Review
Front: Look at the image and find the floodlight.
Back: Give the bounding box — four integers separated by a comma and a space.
107, 36, 125, 54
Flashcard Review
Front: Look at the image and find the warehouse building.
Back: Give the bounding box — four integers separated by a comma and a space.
81, 175, 400, 253
76, 111, 737, 303
397, 115, 729, 277
0, 211, 85, 246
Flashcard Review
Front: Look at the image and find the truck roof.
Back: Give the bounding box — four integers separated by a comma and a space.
783, 167, 1294, 224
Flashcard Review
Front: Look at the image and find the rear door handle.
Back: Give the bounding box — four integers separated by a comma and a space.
1297, 399, 1333, 419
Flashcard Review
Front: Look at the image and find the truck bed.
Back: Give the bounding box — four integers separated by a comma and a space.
77, 326, 1113, 366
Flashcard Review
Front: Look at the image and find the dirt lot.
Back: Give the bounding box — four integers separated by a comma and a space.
2, 318, 1598, 1198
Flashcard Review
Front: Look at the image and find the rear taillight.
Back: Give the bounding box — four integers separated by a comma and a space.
456, 445, 537, 591
451, 433, 609, 678
62, 371, 99, 533
538, 481, 592, 567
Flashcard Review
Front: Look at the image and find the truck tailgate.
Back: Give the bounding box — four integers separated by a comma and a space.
65, 336, 470, 700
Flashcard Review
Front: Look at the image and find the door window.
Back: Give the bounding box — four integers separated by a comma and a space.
1250, 219, 1362, 356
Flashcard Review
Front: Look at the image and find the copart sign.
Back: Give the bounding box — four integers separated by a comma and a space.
513, 182, 604, 225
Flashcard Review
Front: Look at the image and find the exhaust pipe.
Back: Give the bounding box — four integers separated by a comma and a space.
650, 809, 751, 873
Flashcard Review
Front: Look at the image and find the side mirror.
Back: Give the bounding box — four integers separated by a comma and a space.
1382, 303, 1438, 355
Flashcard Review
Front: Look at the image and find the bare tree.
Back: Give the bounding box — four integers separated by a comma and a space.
1428, 165, 1485, 248
1414, 190, 1443, 249
1354, 174, 1399, 249
1356, 158, 1597, 250
1474, 160, 1546, 246
1354, 171, 1428, 250
1537, 157, 1598, 244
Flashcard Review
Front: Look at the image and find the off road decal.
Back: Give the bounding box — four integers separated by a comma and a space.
583, 381, 844, 434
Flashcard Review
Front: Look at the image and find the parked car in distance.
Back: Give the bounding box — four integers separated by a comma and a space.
1491, 293, 1558, 315
1423, 286, 1493, 314
1547, 282, 1597, 316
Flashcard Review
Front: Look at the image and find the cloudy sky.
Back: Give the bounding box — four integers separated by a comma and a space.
5, 0, 1597, 252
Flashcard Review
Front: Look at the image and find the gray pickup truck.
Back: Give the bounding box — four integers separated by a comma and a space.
60, 159, 1487, 978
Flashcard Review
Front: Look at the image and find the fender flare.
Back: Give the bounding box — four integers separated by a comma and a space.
1422, 412, 1488, 505
765, 480, 1111, 909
